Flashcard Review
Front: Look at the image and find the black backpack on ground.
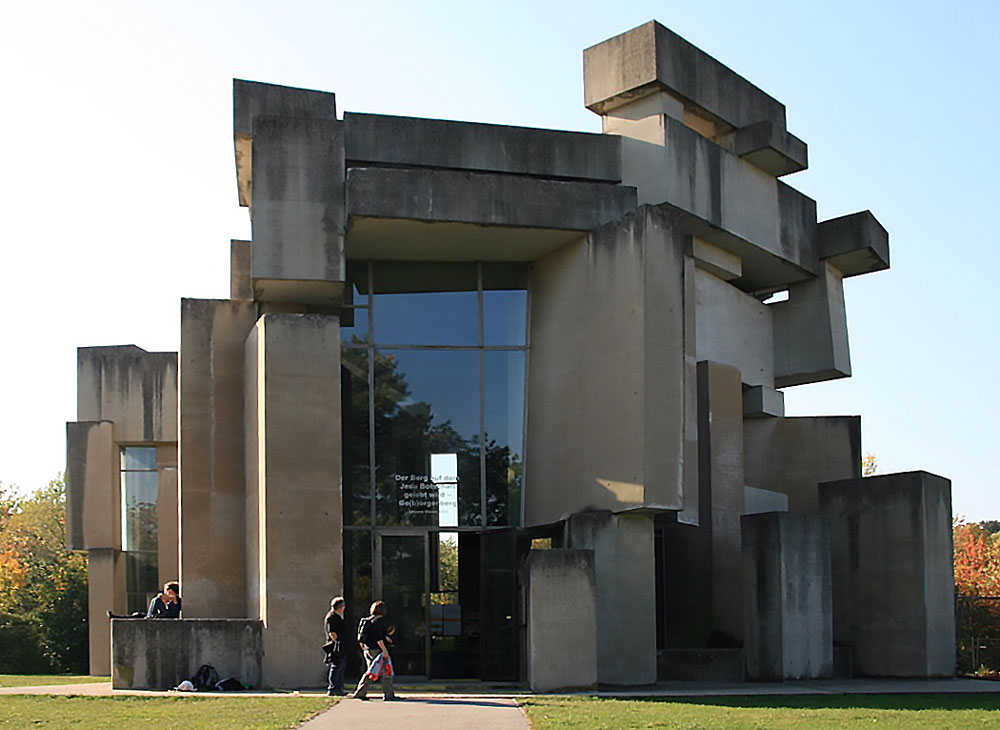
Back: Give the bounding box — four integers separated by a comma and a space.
191, 663, 220, 690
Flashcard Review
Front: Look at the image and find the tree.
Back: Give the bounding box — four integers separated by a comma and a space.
0, 477, 89, 673
954, 518, 1000, 641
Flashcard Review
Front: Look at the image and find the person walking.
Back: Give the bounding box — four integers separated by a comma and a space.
350, 600, 398, 701
324, 596, 347, 696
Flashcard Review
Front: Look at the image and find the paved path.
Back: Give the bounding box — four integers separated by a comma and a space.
299, 695, 528, 730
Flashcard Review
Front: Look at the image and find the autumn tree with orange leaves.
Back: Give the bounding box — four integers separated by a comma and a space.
954, 519, 1000, 639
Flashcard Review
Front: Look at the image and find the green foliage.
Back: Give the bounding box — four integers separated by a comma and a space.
0, 476, 89, 673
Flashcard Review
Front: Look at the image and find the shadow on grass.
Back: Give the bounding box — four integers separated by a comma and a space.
623, 694, 1000, 712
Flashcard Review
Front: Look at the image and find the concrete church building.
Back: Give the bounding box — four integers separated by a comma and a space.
66, 21, 955, 689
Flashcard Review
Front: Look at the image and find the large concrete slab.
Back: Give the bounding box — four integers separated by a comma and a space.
112, 618, 262, 690
742, 512, 833, 680
525, 550, 597, 692
566, 512, 656, 685
525, 206, 690, 524
245, 314, 343, 688
179, 299, 257, 619
345, 112, 621, 182
65, 420, 116, 551
819, 471, 955, 678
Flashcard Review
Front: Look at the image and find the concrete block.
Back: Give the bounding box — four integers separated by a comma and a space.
230, 240, 252, 300
112, 618, 262, 689
525, 550, 597, 692
772, 262, 852, 387
584, 21, 789, 134
819, 471, 955, 677
734, 120, 808, 177
566, 511, 656, 685
742, 512, 833, 680
65, 420, 116, 550
346, 167, 637, 233
742, 385, 784, 418
743, 486, 788, 515
246, 314, 342, 688
233, 79, 337, 208
525, 206, 689, 524
345, 112, 621, 182
692, 236, 742, 281
155, 443, 178, 584
179, 299, 257, 618
77, 346, 177, 443
818, 210, 890, 277
695, 270, 773, 387
697, 361, 745, 642
744, 416, 860, 514
87, 548, 125, 676
251, 114, 345, 304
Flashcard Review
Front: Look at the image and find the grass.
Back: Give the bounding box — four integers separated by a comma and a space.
520, 694, 1000, 729
0, 695, 332, 729
0, 675, 109, 688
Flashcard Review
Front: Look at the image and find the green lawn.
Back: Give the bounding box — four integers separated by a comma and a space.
521, 694, 1000, 729
0, 696, 332, 729
0, 675, 109, 688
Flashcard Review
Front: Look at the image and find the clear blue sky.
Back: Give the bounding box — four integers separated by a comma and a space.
1, 1, 997, 518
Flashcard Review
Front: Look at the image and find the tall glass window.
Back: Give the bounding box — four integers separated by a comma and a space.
120, 446, 158, 614
341, 261, 529, 529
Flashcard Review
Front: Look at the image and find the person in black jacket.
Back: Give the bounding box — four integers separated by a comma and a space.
350, 600, 397, 701
146, 581, 182, 618
324, 596, 347, 696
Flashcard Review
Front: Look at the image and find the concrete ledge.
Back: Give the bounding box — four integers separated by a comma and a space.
345, 113, 621, 182
817, 210, 889, 277
584, 21, 788, 132
347, 167, 637, 231
742, 385, 784, 418
734, 121, 808, 177
112, 619, 263, 690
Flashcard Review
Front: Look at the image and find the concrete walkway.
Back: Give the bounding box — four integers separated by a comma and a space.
299, 695, 528, 730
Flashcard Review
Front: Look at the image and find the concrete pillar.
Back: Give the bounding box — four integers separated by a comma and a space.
155, 443, 178, 585
697, 360, 745, 643
178, 299, 257, 618
246, 314, 343, 688
525, 549, 597, 692
566, 511, 656, 684
819, 471, 954, 677
742, 512, 833, 680
87, 548, 124, 676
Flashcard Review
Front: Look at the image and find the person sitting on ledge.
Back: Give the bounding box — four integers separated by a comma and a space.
147, 581, 182, 618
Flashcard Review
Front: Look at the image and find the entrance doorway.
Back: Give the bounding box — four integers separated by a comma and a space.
370, 529, 518, 680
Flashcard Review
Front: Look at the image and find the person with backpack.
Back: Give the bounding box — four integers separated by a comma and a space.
323, 596, 347, 696
350, 600, 398, 701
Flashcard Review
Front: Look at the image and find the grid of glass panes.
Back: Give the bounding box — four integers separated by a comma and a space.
120, 446, 158, 614
341, 261, 528, 530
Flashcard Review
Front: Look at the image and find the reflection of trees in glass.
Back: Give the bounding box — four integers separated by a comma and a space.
342, 343, 521, 527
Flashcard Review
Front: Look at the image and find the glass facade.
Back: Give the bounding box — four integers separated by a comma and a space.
120, 446, 158, 614
341, 260, 528, 678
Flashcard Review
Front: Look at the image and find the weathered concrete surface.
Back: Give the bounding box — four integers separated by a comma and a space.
77, 346, 177, 443
819, 471, 955, 678
743, 416, 860, 514
525, 550, 597, 692
566, 511, 656, 685
525, 206, 691, 524
87, 548, 125, 676
233, 79, 338, 208
155, 443, 179, 582
179, 299, 257, 619
817, 210, 889, 277
695, 269, 774, 388
697, 361, 745, 643
742, 385, 784, 418
345, 112, 621, 182
733, 120, 808, 177
66, 421, 116, 551
346, 167, 636, 232
742, 512, 833, 680
111, 618, 262, 690
772, 261, 851, 387
245, 314, 342, 688
251, 114, 345, 304
231, 239, 252, 300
